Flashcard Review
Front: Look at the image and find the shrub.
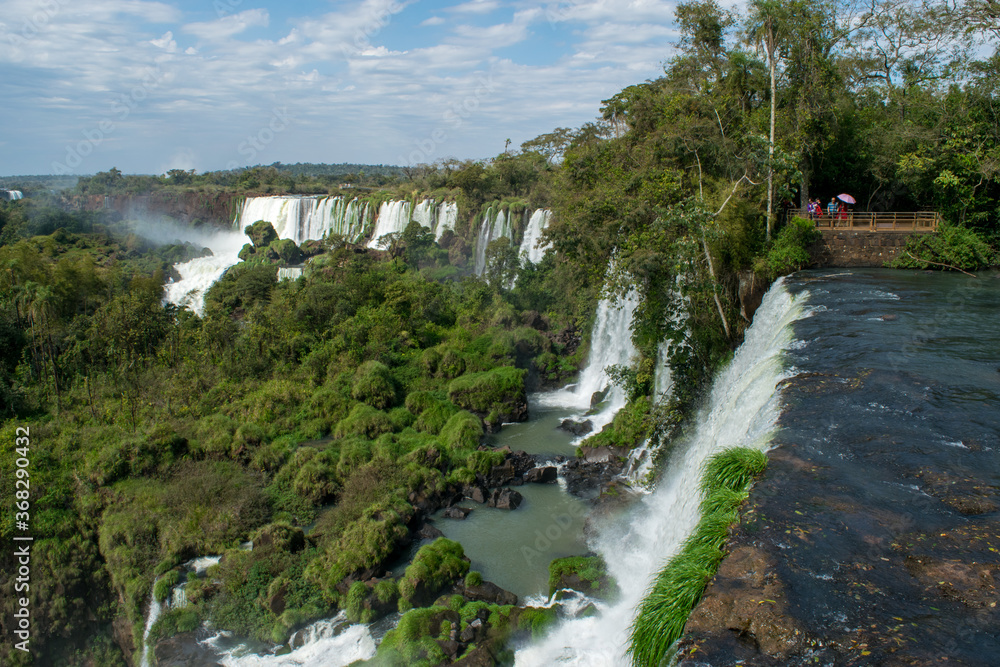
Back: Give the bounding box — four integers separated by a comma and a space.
755, 216, 820, 277
398, 538, 470, 606
447, 366, 526, 418
153, 570, 180, 602
334, 404, 394, 439
439, 411, 484, 452
414, 400, 458, 435
244, 220, 278, 247
351, 361, 397, 409
889, 223, 995, 271
464, 571, 483, 587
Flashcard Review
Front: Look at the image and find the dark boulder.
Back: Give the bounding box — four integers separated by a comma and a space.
442, 507, 472, 520
559, 419, 593, 436
486, 488, 523, 510
525, 466, 558, 484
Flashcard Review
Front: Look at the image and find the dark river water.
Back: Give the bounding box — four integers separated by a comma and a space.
683, 269, 1000, 665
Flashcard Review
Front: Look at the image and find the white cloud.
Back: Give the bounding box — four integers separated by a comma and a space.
150, 31, 176, 51
448, 0, 502, 14
183, 9, 270, 41
421, 16, 446, 26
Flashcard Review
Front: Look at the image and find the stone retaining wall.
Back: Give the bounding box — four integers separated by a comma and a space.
809, 230, 915, 267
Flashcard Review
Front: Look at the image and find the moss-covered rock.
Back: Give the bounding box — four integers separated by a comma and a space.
447, 367, 528, 430
245, 220, 279, 247
268, 238, 304, 265
399, 538, 471, 608
352, 361, 398, 409
548, 555, 617, 599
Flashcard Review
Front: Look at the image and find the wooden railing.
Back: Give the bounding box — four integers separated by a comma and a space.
793, 210, 940, 232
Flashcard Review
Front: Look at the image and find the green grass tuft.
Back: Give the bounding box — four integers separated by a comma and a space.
627, 447, 767, 667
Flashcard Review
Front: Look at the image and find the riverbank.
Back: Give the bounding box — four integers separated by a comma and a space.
678, 270, 1000, 665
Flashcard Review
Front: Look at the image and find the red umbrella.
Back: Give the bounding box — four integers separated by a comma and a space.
836, 193, 856, 204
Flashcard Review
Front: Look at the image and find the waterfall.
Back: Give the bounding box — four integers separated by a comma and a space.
163, 230, 247, 316
202, 611, 376, 666
1, 189, 23, 201
277, 267, 303, 282
516, 278, 811, 666
539, 288, 640, 434
140, 578, 164, 667
237, 196, 371, 245
412, 199, 436, 231
435, 201, 458, 240
367, 200, 412, 248
171, 582, 189, 609
518, 209, 552, 264
653, 341, 673, 404
474, 207, 515, 275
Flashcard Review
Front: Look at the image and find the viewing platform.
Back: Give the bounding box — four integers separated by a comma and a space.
795, 210, 940, 232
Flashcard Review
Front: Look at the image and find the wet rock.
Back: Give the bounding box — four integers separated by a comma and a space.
738, 270, 768, 322
439, 638, 461, 658
525, 466, 558, 483
463, 484, 487, 504
680, 545, 807, 661
452, 645, 496, 667
486, 488, 523, 510
561, 457, 626, 499
442, 507, 473, 520
558, 418, 593, 436
482, 450, 534, 488
460, 618, 484, 643
460, 580, 518, 606
154, 632, 224, 666
589, 388, 608, 409
417, 522, 444, 540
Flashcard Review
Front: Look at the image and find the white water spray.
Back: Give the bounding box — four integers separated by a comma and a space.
435, 201, 458, 240
474, 207, 515, 275
367, 200, 412, 248
239, 196, 371, 245
163, 230, 246, 315
140, 580, 163, 667
539, 289, 640, 434
519, 209, 552, 264
517, 278, 811, 666
203, 612, 376, 667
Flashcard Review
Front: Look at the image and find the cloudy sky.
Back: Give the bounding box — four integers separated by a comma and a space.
0, 0, 694, 176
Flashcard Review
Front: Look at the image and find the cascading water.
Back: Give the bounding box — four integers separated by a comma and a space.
167, 196, 373, 313
163, 230, 247, 316
474, 207, 515, 275
238, 196, 371, 245
412, 199, 436, 231
202, 612, 377, 666
435, 201, 458, 240
367, 200, 412, 248
517, 278, 811, 666
652, 341, 673, 404
518, 209, 552, 264
140, 579, 163, 667
1, 189, 23, 201
277, 267, 303, 282
539, 289, 641, 434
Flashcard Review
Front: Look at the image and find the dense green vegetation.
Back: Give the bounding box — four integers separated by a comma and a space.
0, 0, 998, 664
627, 447, 767, 667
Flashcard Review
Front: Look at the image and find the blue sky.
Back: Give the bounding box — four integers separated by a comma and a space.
0, 0, 692, 176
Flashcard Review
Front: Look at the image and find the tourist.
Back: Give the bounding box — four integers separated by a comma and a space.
827, 198, 838, 216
